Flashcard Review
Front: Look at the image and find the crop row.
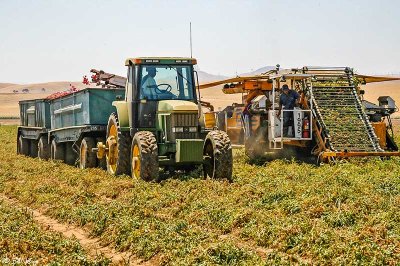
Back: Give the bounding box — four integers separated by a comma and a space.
0, 198, 109, 265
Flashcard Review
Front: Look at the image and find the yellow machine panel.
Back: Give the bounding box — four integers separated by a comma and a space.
204, 112, 217, 129
372, 122, 387, 149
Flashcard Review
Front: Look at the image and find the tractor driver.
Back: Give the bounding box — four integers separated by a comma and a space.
278, 84, 300, 137
141, 67, 158, 99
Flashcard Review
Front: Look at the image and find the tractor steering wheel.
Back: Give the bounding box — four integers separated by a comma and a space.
155, 83, 172, 94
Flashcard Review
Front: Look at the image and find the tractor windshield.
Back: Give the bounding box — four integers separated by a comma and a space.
139, 65, 195, 101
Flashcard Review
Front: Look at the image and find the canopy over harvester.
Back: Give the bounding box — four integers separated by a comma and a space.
200, 66, 400, 163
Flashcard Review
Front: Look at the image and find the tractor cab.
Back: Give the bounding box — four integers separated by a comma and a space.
125, 58, 197, 101
123, 57, 199, 131
134, 60, 196, 101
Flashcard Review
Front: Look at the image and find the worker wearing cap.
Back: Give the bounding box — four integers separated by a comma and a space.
278, 84, 300, 137
141, 67, 158, 99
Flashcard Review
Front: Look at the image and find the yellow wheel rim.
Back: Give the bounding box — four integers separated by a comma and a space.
132, 144, 140, 178
80, 144, 87, 169
106, 124, 118, 174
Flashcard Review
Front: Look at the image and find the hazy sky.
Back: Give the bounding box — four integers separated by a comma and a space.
1, 0, 399, 83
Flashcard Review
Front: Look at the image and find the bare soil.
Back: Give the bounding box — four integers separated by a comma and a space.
0, 194, 151, 266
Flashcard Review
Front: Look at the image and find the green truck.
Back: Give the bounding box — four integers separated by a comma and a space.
17, 57, 233, 181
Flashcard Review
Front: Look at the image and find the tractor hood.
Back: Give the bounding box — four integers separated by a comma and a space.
158, 100, 198, 113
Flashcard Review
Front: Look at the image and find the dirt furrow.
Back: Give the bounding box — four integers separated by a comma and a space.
0, 194, 152, 266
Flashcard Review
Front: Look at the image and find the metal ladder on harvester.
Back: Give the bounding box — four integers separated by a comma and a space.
304, 67, 383, 153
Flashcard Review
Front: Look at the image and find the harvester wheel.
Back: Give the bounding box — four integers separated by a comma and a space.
106, 113, 131, 175
203, 130, 233, 181
131, 131, 159, 181
38, 136, 50, 160
17, 135, 29, 156
51, 139, 65, 161
96, 137, 107, 169
79, 137, 97, 169
245, 141, 264, 160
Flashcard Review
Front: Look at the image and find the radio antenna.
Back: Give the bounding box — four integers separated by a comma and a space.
190, 22, 193, 58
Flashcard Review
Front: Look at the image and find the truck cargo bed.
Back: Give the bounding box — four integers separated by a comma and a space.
50, 88, 125, 129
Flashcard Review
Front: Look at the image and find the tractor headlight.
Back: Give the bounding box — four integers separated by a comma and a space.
172, 127, 184, 133
188, 126, 197, 132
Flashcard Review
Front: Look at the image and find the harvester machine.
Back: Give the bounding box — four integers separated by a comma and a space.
200, 66, 400, 163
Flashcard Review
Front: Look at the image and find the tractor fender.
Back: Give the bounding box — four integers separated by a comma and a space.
112, 101, 129, 128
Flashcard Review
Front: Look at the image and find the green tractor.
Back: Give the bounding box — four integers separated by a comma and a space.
95, 57, 232, 181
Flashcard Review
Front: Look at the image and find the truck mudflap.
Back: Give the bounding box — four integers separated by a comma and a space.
175, 139, 204, 163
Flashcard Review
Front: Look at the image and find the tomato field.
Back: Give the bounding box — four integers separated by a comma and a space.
0, 125, 399, 265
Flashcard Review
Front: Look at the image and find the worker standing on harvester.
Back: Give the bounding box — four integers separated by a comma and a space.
278, 84, 300, 137
141, 67, 158, 99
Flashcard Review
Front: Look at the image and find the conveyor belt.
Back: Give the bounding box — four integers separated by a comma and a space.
305, 67, 383, 153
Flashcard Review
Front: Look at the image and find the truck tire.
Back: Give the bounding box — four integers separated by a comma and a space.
96, 137, 107, 169
29, 140, 38, 157
65, 142, 77, 165
131, 131, 159, 181
38, 136, 50, 160
106, 113, 131, 175
17, 135, 29, 156
203, 130, 233, 181
79, 137, 97, 169
51, 139, 65, 161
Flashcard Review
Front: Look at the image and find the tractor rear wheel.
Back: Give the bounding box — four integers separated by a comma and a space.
51, 139, 65, 161
106, 113, 131, 175
131, 131, 159, 181
17, 135, 29, 156
203, 130, 233, 181
38, 136, 50, 160
79, 137, 97, 169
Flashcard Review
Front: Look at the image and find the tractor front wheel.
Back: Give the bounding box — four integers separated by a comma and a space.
131, 131, 159, 181
203, 130, 233, 181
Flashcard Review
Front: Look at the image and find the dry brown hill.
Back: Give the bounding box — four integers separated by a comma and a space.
0, 81, 89, 93
0, 81, 99, 117
0, 83, 17, 89
363, 80, 400, 105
